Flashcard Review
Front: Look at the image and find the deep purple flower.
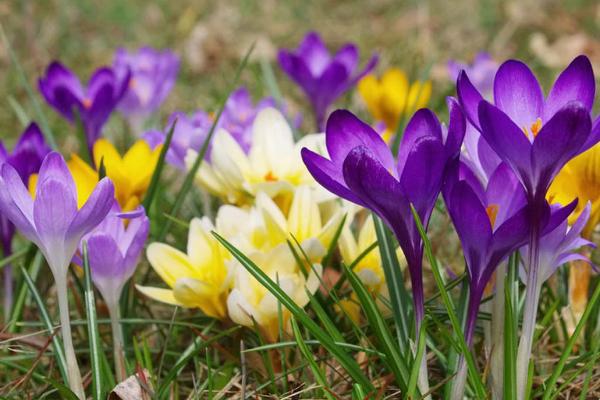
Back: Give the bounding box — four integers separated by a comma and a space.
448, 52, 498, 99
278, 31, 378, 130
302, 99, 465, 330
113, 47, 180, 129
0, 151, 114, 397
144, 87, 295, 169
0, 123, 51, 316
79, 204, 149, 308
39, 61, 130, 154
457, 55, 596, 207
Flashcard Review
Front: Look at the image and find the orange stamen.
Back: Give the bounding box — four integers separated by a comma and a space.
486, 204, 499, 229
264, 171, 277, 181
82, 98, 92, 109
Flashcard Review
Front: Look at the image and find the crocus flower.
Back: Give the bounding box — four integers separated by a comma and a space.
138, 217, 233, 319
33, 139, 162, 211
189, 107, 327, 205
302, 100, 465, 333
278, 31, 378, 130
443, 161, 530, 399
38, 62, 130, 156
0, 152, 114, 398
357, 68, 432, 141
0, 123, 51, 317
227, 243, 322, 342
113, 46, 180, 132
448, 52, 498, 99
77, 203, 149, 381
457, 55, 597, 398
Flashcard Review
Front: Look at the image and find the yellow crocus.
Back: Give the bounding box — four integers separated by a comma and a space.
358, 68, 432, 141
137, 217, 232, 319
548, 144, 600, 335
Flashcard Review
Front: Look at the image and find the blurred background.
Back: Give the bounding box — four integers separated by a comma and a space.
0, 0, 599, 145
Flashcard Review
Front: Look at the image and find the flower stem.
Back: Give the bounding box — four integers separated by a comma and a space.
490, 262, 506, 400
2, 238, 12, 322
55, 276, 85, 399
108, 301, 127, 382
516, 221, 541, 400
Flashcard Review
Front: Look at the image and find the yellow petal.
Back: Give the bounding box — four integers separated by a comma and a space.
136, 285, 182, 306
357, 74, 383, 121
146, 243, 197, 287
68, 154, 99, 208
287, 186, 321, 243
93, 139, 123, 172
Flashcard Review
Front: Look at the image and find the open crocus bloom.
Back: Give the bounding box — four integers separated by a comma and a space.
227, 244, 322, 342
0, 152, 114, 278
138, 217, 232, 319
358, 68, 432, 140
278, 31, 378, 129
302, 100, 465, 327
38, 62, 130, 153
114, 47, 179, 125
458, 55, 597, 204
42, 139, 161, 211
189, 107, 326, 205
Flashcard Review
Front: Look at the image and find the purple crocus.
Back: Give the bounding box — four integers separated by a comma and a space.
457, 54, 597, 399
77, 203, 149, 381
448, 52, 498, 99
113, 47, 180, 132
0, 152, 114, 398
302, 99, 465, 332
39, 61, 130, 156
278, 31, 378, 130
0, 123, 51, 317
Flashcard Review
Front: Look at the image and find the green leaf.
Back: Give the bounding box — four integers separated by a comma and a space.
212, 232, 374, 391
158, 43, 255, 241
321, 214, 347, 269
343, 262, 410, 393
407, 316, 428, 399
142, 118, 178, 211
291, 317, 336, 400
7, 246, 39, 333
410, 204, 487, 398
20, 264, 69, 385
82, 242, 104, 399
43, 378, 80, 400
503, 261, 518, 400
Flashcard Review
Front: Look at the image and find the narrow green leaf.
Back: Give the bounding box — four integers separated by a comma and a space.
343, 262, 410, 393
308, 290, 345, 344
291, 317, 336, 400
0, 246, 29, 270
542, 280, 600, 399
407, 317, 428, 398
20, 265, 69, 384
321, 214, 347, 269
158, 43, 255, 241
7, 246, 39, 332
503, 270, 517, 400
0, 23, 57, 149
43, 378, 80, 400
410, 204, 487, 398
97, 157, 106, 180
7, 95, 30, 127
212, 232, 374, 391
142, 118, 178, 211
82, 242, 103, 399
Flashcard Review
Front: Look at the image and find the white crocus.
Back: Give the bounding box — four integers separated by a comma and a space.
187, 107, 328, 205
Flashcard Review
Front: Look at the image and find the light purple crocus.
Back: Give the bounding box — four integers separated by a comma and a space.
0, 123, 51, 318
0, 152, 114, 398
77, 202, 149, 381
39, 62, 130, 156
457, 55, 598, 399
448, 52, 498, 99
143, 87, 293, 169
278, 31, 378, 130
113, 47, 180, 132
302, 99, 465, 333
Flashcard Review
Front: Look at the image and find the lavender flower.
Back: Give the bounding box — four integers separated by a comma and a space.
0, 123, 51, 317
78, 203, 149, 381
113, 47, 180, 132
0, 152, 114, 398
39, 62, 130, 156
278, 31, 378, 130
448, 52, 498, 99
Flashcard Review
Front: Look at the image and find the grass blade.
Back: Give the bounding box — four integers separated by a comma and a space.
213, 232, 374, 392
291, 317, 336, 400
158, 43, 255, 241
82, 242, 103, 399
20, 265, 69, 384
410, 204, 487, 398
142, 118, 178, 211
407, 317, 428, 398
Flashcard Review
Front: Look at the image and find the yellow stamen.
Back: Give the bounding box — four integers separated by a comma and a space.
486, 204, 499, 228
522, 118, 542, 139
264, 171, 277, 181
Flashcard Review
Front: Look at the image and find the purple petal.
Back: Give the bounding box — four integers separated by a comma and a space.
36, 152, 76, 201
325, 110, 395, 172
348, 54, 379, 87
397, 109, 443, 177
485, 163, 526, 227
0, 163, 37, 241
544, 55, 595, 121
457, 71, 485, 129
445, 97, 466, 157
493, 60, 544, 130
66, 177, 115, 239
33, 179, 78, 244
333, 44, 359, 74
542, 199, 578, 235
296, 32, 331, 77
579, 115, 600, 154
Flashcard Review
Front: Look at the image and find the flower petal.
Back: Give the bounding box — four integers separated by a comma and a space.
0, 163, 37, 242
457, 70, 485, 129
397, 109, 442, 177
66, 177, 114, 239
